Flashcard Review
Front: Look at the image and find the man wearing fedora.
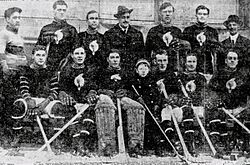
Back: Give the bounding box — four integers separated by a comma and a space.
220, 15, 250, 69
103, 5, 144, 72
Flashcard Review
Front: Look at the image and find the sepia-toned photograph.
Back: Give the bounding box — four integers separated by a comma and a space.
0, 0, 250, 164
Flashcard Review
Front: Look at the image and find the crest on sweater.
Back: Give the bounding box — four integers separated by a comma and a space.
226, 78, 236, 93
185, 80, 196, 92
74, 73, 85, 91
162, 32, 173, 47
89, 40, 99, 55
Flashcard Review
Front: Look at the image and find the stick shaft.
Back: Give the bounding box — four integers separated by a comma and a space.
178, 79, 217, 155
131, 85, 184, 160
38, 104, 89, 151
117, 98, 126, 154
194, 113, 216, 155
161, 84, 191, 158
222, 107, 250, 134
171, 109, 191, 158
36, 115, 52, 152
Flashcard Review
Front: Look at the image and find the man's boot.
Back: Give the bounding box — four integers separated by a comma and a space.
157, 120, 175, 156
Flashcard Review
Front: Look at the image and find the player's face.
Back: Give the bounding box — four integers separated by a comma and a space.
87, 12, 100, 30
225, 52, 238, 69
160, 6, 174, 24
54, 5, 67, 20
156, 54, 168, 71
186, 55, 197, 72
72, 47, 86, 64
107, 52, 120, 68
33, 50, 47, 66
136, 64, 150, 77
196, 9, 209, 24
227, 22, 239, 35
6, 12, 21, 30
118, 13, 131, 29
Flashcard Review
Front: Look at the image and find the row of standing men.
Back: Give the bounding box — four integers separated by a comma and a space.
0, 0, 250, 158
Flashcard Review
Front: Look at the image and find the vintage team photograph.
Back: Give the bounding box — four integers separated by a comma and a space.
0, 0, 249, 164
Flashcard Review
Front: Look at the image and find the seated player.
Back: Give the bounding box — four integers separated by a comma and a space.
95, 49, 145, 157
209, 51, 250, 155
126, 59, 161, 156
12, 45, 60, 147
57, 46, 98, 155
178, 53, 207, 149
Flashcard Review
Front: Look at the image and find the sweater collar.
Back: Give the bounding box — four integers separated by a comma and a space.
72, 63, 85, 69
6, 25, 18, 34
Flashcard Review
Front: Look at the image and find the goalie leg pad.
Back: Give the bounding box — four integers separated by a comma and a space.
95, 94, 116, 156
121, 97, 145, 153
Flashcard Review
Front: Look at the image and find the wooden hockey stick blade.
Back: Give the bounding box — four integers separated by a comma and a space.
36, 115, 53, 153
38, 104, 89, 152
194, 113, 217, 156
221, 107, 250, 134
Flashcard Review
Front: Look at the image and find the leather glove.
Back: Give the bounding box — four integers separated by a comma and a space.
97, 89, 115, 98
42, 31, 56, 43
24, 98, 41, 117
169, 38, 180, 50
181, 96, 192, 106
25, 97, 36, 110
34, 98, 50, 115
86, 90, 98, 104
116, 89, 127, 98
58, 91, 76, 106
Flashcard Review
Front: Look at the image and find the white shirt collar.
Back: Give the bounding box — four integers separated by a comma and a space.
119, 24, 129, 33
229, 33, 239, 44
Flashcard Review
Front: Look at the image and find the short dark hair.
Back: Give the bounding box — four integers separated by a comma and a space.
53, 0, 68, 10
185, 52, 197, 63
4, 7, 22, 19
196, 5, 210, 15
86, 10, 99, 20
155, 49, 168, 56
32, 45, 47, 55
108, 49, 120, 56
159, 2, 174, 12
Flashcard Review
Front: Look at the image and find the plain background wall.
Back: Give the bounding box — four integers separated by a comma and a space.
0, 0, 249, 57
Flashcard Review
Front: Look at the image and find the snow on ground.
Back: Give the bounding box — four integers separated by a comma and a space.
0, 147, 248, 165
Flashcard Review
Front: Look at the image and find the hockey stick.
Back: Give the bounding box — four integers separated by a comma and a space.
221, 107, 250, 134
159, 82, 193, 160
117, 98, 127, 156
132, 85, 191, 164
38, 103, 89, 152
36, 115, 52, 153
178, 79, 217, 156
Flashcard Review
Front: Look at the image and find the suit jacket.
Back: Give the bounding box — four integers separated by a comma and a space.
220, 34, 250, 69
103, 24, 145, 71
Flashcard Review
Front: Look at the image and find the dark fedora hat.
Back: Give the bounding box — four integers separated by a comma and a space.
223, 15, 243, 27
114, 6, 133, 18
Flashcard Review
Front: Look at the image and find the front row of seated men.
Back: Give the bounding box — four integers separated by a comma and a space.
3, 44, 250, 158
